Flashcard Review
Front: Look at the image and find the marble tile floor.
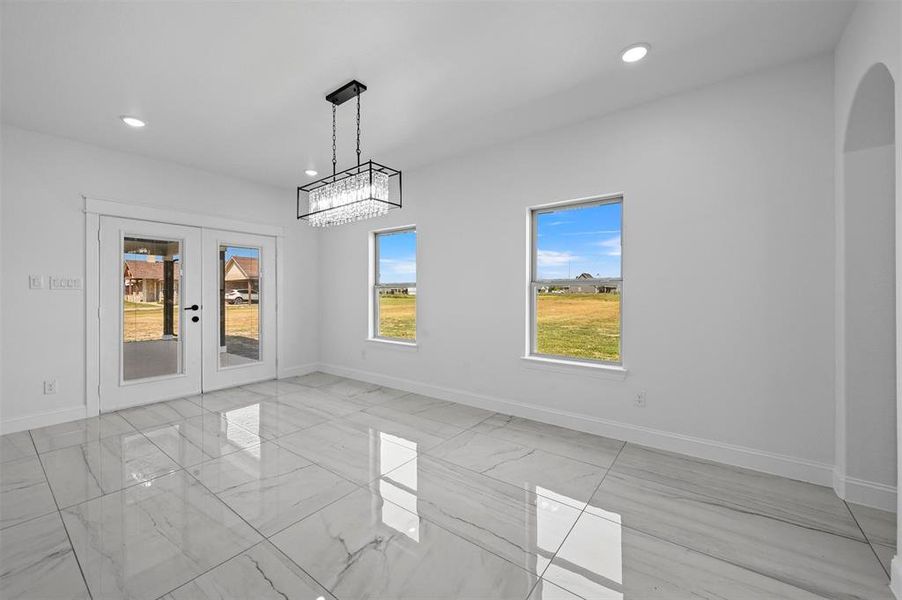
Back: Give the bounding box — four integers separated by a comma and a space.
0, 372, 895, 599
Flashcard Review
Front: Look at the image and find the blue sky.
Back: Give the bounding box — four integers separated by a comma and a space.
222, 246, 259, 261
378, 230, 416, 283
536, 202, 621, 279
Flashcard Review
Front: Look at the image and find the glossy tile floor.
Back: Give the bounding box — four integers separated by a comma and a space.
0, 372, 895, 599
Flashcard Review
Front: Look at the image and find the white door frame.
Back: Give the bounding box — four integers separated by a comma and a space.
84, 196, 284, 416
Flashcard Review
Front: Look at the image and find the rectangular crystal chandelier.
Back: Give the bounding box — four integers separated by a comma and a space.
297, 80, 402, 227
300, 162, 400, 227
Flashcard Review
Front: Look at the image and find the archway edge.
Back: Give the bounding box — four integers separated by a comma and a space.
844, 62, 895, 153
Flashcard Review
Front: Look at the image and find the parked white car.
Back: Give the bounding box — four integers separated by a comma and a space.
225, 289, 259, 304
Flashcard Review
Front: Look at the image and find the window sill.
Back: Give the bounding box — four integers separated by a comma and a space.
367, 337, 418, 350
520, 355, 628, 380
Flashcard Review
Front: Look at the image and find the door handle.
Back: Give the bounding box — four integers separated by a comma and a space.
184, 304, 200, 311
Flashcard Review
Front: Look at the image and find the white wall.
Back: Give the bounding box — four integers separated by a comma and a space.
832, 0, 902, 587
844, 143, 896, 489
833, 0, 901, 515
0, 126, 318, 432
318, 55, 837, 483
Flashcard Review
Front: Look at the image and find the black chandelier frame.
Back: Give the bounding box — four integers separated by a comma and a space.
296, 160, 402, 220
297, 80, 403, 222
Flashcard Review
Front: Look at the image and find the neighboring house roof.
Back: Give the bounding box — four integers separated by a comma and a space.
124, 260, 180, 280
225, 256, 259, 280
576, 272, 595, 279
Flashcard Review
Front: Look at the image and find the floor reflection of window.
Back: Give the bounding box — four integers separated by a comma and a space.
221, 406, 261, 459
122, 433, 154, 486
377, 432, 419, 541
534, 486, 577, 572
542, 508, 624, 599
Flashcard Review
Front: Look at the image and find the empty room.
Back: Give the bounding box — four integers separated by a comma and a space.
0, 1, 900, 598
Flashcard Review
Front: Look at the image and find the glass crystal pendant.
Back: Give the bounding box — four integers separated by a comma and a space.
307, 171, 391, 227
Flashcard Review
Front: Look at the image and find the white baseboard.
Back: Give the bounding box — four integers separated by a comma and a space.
317, 362, 836, 488
0, 366, 316, 435
278, 362, 320, 380
834, 469, 897, 512
891, 556, 902, 599
0, 405, 87, 435
833, 467, 847, 499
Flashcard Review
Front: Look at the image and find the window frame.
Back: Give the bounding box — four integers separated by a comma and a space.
528, 194, 624, 366
370, 225, 418, 344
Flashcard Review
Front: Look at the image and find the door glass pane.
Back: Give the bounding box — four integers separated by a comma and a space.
220, 245, 261, 367
123, 237, 182, 380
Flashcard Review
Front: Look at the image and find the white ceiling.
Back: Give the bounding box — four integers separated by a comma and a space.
2, 1, 855, 188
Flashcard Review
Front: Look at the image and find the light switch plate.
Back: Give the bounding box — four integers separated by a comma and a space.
29, 275, 43, 289
49, 277, 82, 290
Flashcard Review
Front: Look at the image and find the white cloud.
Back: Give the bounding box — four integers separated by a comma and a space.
597, 235, 621, 257
537, 249, 580, 266
380, 258, 416, 277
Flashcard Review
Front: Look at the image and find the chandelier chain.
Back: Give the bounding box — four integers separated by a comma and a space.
332, 104, 337, 176
356, 93, 362, 167
298, 81, 401, 227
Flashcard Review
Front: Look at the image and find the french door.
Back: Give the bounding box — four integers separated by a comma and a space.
99, 217, 276, 412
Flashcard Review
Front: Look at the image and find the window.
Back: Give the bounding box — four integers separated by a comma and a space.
530, 197, 622, 364
372, 227, 417, 342
219, 245, 261, 367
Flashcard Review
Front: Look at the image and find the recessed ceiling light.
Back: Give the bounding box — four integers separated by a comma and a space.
621, 43, 650, 64
305, 169, 318, 177
120, 116, 146, 128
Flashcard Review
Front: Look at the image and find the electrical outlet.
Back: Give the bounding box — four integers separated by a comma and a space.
44, 379, 58, 395
29, 275, 43, 289
634, 391, 646, 407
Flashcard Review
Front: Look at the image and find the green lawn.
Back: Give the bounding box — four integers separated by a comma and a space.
536, 292, 620, 362
378, 292, 621, 361
378, 294, 416, 340
123, 303, 259, 342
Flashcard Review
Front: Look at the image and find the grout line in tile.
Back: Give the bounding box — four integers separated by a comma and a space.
419, 435, 616, 512
426, 418, 627, 473
184, 440, 363, 543
603, 444, 870, 545
245, 437, 549, 593
844, 499, 892, 580
561, 444, 881, 600
361, 447, 595, 591
18, 378, 887, 600
524, 442, 626, 599
117, 404, 216, 431
170, 451, 352, 596
264, 540, 339, 600
28, 429, 95, 600
351, 474, 547, 594
152, 539, 266, 599
153, 469, 275, 596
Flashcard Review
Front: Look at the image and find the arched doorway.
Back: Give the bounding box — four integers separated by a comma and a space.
840, 63, 896, 514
